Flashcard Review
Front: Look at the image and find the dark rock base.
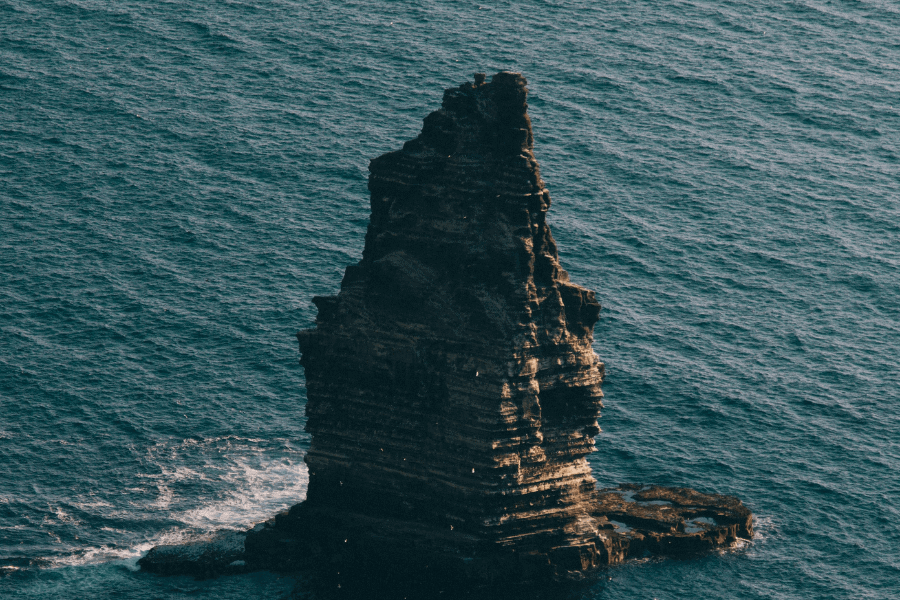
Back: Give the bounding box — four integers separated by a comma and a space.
138, 484, 752, 587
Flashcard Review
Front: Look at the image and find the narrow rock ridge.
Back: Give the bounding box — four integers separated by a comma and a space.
138, 72, 752, 587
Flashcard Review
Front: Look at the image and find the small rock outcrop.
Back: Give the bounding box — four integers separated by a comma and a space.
139, 72, 751, 587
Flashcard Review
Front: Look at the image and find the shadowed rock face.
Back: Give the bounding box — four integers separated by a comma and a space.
296, 72, 606, 568
138, 73, 752, 588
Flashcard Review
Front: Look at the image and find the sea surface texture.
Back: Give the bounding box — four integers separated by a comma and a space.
1, 1, 898, 598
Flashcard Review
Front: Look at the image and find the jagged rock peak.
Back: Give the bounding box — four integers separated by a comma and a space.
401, 71, 535, 156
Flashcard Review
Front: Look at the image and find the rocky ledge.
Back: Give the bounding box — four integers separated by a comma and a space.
140, 484, 751, 583
139, 72, 752, 586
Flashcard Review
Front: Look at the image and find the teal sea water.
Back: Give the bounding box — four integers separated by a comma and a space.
2, 1, 898, 598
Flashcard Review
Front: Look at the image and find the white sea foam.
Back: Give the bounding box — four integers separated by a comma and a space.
50, 542, 156, 569
750, 514, 776, 543
40, 441, 308, 571
175, 456, 308, 531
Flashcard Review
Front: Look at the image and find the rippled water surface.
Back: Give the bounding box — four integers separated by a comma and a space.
2, 1, 898, 598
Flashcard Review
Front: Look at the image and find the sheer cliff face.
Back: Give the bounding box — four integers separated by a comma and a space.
297, 72, 605, 554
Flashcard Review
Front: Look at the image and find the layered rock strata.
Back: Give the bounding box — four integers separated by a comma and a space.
139, 72, 752, 585
293, 71, 609, 578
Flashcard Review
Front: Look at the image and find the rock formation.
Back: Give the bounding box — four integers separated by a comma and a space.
139, 72, 752, 588
292, 69, 608, 575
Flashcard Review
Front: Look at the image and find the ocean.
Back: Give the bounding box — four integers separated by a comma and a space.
1, 0, 898, 598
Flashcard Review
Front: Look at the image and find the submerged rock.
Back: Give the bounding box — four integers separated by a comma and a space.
139, 72, 752, 586
138, 530, 249, 578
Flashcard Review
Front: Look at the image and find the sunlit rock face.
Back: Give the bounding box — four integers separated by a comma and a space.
296, 72, 608, 576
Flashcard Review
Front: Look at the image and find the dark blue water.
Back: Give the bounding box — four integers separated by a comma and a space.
2, 1, 898, 598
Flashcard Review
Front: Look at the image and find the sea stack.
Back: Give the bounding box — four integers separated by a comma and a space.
294, 70, 607, 578
139, 73, 752, 586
